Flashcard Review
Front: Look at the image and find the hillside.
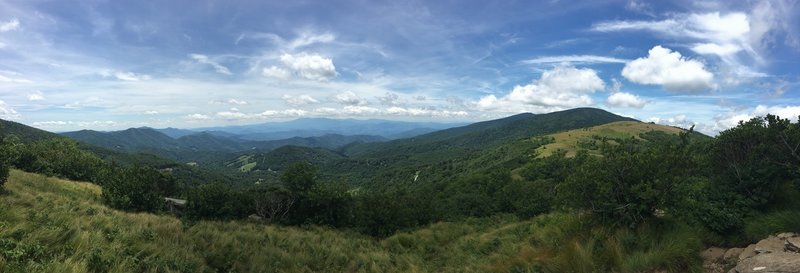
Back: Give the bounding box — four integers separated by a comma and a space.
0, 119, 60, 143
63, 128, 181, 151
0, 170, 707, 273
534, 121, 686, 157
344, 108, 635, 158
312, 108, 635, 185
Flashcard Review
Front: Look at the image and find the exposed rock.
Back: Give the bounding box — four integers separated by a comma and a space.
740, 244, 759, 261
725, 248, 744, 262
724, 233, 800, 273
740, 236, 786, 261
728, 252, 800, 273
786, 237, 800, 253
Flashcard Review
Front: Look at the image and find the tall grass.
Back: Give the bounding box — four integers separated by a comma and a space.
1, 170, 707, 272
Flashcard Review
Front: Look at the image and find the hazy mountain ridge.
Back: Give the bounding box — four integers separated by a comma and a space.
191, 118, 467, 140
59, 127, 389, 158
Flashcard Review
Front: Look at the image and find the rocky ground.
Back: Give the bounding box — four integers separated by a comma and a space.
702, 232, 800, 273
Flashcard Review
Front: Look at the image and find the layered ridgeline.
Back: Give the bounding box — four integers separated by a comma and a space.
192, 118, 466, 140
3, 107, 799, 272
232, 108, 652, 185
61, 127, 387, 160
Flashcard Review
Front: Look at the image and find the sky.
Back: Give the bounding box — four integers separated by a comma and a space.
0, 0, 798, 135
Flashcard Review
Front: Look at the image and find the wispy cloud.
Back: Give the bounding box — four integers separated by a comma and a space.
189, 54, 233, 75
521, 55, 628, 65
236, 30, 335, 51
99, 70, 152, 81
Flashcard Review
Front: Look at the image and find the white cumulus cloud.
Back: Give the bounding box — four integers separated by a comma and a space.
591, 5, 798, 83
622, 46, 715, 92
0, 19, 20, 32
607, 92, 647, 108
185, 113, 210, 120
376, 92, 401, 106
260, 109, 309, 118
279, 53, 337, 82
0, 100, 20, 119
385, 107, 468, 117
697, 105, 800, 135
28, 91, 45, 101
216, 111, 249, 120
334, 91, 368, 106
477, 65, 604, 113
262, 66, 291, 80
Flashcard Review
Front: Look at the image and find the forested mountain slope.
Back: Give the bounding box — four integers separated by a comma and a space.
0, 119, 61, 143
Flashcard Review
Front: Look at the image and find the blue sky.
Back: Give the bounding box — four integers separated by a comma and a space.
0, 0, 798, 134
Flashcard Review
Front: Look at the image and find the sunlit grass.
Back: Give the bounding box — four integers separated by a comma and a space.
535, 121, 683, 157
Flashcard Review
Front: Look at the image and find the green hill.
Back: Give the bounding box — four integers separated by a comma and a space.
534, 121, 686, 157
306, 108, 635, 186
0, 119, 60, 143
344, 108, 635, 158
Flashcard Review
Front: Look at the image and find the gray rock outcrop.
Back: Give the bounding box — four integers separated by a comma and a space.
727, 232, 800, 273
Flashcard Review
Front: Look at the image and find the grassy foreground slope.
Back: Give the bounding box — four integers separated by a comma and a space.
0, 170, 705, 273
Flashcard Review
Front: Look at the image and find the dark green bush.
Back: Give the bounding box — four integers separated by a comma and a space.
0, 161, 8, 190
101, 166, 166, 212
186, 182, 251, 220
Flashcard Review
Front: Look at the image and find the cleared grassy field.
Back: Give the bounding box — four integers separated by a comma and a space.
535, 121, 684, 157
0, 170, 704, 272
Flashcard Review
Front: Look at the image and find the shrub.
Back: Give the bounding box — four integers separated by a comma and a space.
186, 182, 251, 220
101, 166, 165, 212
559, 134, 702, 228
0, 161, 8, 190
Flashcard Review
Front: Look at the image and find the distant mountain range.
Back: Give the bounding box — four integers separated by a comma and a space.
1, 107, 702, 187
189, 118, 466, 140
54, 118, 466, 159
234, 108, 646, 184
60, 127, 388, 159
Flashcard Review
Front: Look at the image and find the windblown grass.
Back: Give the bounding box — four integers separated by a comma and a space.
0, 170, 706, 272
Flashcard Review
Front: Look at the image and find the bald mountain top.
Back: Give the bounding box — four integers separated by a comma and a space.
535, 121, 689, 157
